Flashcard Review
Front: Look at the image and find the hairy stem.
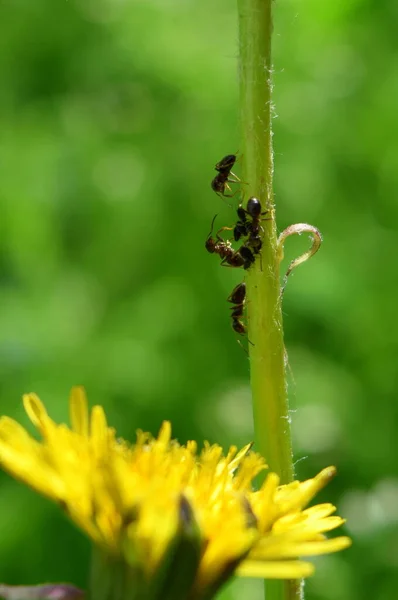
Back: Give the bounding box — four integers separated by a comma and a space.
237, 1, 301, 599
237, 0, 293, 490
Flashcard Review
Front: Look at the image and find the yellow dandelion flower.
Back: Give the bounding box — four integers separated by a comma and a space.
0, 389, 351, 600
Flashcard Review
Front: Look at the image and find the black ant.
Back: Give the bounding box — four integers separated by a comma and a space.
233, 205, 250, 242
228, 282, 247, 335
205, 215, 244, 267
234, 197, 269, 255
246, 197, 266, 254
205, 216, 255, 270
211, 154, 241, 199
238, 245, 255, 270
246, 197, 268, 231
227, 282, 254, 348
228, 281, 246, 305
216, 154, 236, 172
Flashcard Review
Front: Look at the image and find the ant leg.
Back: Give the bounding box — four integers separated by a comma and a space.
228, 171, 241, 183
220, 258, 243, 268
237, 339, 249, 355
220, 257, 229, 267
239, 316, 255, 348
216, 191, 233, 207
224, 182, 233, 194
253, 216, 271, 236
216, 226, 234, 242
220, 186, 241, 199
229, 175, 249, 187
221, 259, 234, 268
237, 337, 255, 354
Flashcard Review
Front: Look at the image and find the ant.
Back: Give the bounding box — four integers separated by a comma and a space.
227, 282, 254, 349
234, 197, 269, 255
205, 216, 255, 270
228, 282, 247, 336
216, 154, 236, 172
205, 215, 244, 266
246, 197, 268, 231
245, 197, 268, 254
238, 245, 255, 270
233, 204, 250, 242
211, 154, 241, 199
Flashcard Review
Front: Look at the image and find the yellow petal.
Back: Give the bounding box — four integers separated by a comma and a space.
69, 387, 89, 437
0, 417, 37, 449
302, 503, 336, 519
0, 440, 65, 499
237, 559, 315, 579
90, 405, 108, 456
23, 393, 54, 437
157, 421, 172, 446
254, 536, 352, 559
288, 536, 352, 556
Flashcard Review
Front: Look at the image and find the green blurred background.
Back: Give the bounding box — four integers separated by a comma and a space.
0, 0, 396, 598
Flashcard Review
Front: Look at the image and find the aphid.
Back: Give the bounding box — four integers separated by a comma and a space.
211, 153, 240, 199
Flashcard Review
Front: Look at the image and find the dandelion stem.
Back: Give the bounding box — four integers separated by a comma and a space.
237, 1, 301, 599
237, 0, 293, 487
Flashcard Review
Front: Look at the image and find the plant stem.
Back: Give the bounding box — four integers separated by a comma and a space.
237, 1, 301, 599
237, 0, 293, 486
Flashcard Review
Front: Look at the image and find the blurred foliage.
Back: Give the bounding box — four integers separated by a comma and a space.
0, 0, 396, 599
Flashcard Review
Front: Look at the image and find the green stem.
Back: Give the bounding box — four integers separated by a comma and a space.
237, 0, 293, 485
237, 1, 301, 599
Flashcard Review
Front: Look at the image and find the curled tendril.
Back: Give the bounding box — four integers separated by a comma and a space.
277, 223, 323, 296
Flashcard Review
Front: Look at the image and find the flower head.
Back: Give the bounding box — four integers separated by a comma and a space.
0, 389, 351, 599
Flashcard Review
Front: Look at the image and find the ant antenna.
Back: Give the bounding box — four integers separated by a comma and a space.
207, 214, 218, 239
